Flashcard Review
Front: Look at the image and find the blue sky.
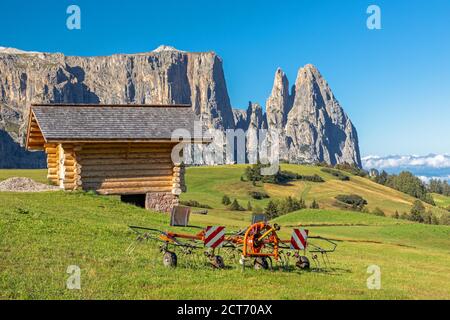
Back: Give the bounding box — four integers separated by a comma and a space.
1, 0, 449, 156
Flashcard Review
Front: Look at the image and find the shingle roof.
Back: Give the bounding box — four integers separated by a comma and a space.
30, 104, 205, 142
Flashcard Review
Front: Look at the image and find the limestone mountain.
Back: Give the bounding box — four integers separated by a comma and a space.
268, 64, 362, 166
0, 46, 361, 168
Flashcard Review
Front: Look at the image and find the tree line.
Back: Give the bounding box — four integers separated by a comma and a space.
372, 171, 435, 205
427, 179, 450, 196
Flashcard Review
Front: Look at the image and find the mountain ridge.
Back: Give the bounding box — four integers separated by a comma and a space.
0, 46, 361, 168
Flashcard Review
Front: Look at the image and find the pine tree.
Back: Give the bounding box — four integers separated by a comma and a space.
264, 200, 279, 219
310, 199, 319, 209
299, 198, 306, 209
247, 201, 252, 211
393, 210, 400, 219
222, 195, 231, 205
410, 200, 425, 222
229, 199, 243, 211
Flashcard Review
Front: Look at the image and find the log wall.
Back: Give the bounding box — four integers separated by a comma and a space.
44, 142, 187, 202
77, 142, 179, 195
45, 143, 58, 185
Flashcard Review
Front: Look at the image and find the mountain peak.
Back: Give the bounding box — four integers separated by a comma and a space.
297, 63, 322, 79
152, 45, 185, 53
0, 46, 40, 55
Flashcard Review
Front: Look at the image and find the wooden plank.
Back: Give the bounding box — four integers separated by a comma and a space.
45, 147, 57, 153
79, 157, 172, 165
64, 184, 77, 190
64, 165, 77, 171
64, 159, 76, 166
95, 187, 172, 195
80, 141, 173, 147
80, 163, 173, 171
44, 143, 57, 148
28, 138, 45, 144
79, 152, 172, 160
81, 169, 173, 178
81, 176, 173, 183
82, 181, 172, 189
29, 130, 42, 136
64, 172, 76, 179
28, 145, 44, 151
79, 147, 173, 155
63, 155, 75, 161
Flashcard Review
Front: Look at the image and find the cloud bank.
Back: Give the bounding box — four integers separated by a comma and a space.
362, 154, 450, 169
362, 154, 450, 183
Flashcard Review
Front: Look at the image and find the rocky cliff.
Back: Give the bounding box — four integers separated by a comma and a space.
0, 45, 361, 168
266, 64, 361, 166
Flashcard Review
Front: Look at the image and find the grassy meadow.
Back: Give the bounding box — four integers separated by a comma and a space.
0, 166, 449, 299
432, 193, 450, 209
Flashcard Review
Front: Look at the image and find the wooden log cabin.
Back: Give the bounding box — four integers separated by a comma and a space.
25, 104, 205, 212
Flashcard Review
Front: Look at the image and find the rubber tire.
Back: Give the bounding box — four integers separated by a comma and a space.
163, 251, 177, 268
296, 256, 310, 270
254, 257, 269, 270
211, 255, 225, 269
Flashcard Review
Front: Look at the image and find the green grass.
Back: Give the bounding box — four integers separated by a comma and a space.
182, 164, 447, 218
432, 193, 450, 209
0, 167, 450, 299
0, 169, 49, 184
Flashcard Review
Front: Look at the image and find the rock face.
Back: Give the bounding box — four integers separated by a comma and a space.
0, 46, 361, 168
265, 68, 293, 160
281, 64, 361, 165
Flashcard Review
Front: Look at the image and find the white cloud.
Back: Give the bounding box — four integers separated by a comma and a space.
417, 175, 450, 183
362, 154, 450, 169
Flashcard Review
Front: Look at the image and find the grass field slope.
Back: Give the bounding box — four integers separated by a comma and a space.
182, 164, 447, 217
432, 193, 450, 209
0, 167, 449, 299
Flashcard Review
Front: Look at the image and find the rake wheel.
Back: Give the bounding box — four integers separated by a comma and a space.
254, 257, 269, 270
211, 255, 225, 269
296, 256, 310, 270
163, 251, 177, 268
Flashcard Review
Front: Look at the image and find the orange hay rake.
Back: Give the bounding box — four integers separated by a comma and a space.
128, 221, 337, 270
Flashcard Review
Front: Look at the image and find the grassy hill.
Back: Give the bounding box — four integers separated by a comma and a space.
432, 193, 450, 209
0, 167, 449, 299
182, 164, 447, 218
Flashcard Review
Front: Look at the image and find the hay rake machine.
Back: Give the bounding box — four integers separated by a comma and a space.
127, 221, 337, 271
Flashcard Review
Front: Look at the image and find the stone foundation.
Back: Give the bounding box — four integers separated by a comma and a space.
145, 192, 179, 212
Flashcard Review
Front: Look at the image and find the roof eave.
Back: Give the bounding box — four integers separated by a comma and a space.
44, 138, 211, 144
25, 109, 47, 151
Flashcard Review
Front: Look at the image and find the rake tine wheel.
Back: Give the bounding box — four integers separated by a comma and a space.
325, 252, 331, 266
321, 252, 328, 268
311, 254, 320, 269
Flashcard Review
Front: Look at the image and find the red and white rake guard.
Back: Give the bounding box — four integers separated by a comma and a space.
290, 228, 309, 250
204, 226, 226, 248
